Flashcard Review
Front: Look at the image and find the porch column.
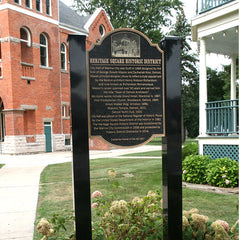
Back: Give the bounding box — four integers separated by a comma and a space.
230, 55, 236, 100
199, 38, 207, 136
231, 56, 237, 133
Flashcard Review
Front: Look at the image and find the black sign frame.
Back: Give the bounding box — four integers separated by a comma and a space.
87, 28, 165, 148
69, 32, 182, 240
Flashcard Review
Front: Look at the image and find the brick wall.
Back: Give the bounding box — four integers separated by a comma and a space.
0, 3, 113, 153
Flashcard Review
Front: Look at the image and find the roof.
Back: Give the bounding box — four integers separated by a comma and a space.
59, 1, 91, 34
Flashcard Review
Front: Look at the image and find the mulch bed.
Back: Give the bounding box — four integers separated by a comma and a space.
182, 182, 239, 195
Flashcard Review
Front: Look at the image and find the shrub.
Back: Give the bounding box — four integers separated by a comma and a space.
183, 208, 239, 240
92, 190, 163, 240
37, 201, 239, 240
36, 168, 239, 239
206, 158, 239, 188
36, 211, 75, 240
182, 142, 198, 161
182, 155, 211, 184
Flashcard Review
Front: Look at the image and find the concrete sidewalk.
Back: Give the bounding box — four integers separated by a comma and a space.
0, 145, 161, 240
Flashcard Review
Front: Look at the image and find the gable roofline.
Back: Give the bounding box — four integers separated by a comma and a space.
59, 0, 89, 34
60, 23, 88, 35
84, 7, 113, 32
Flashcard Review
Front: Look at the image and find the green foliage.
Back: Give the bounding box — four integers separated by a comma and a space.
73, 0, 183, 44
222, 59, 239, 100
207, 68, 225, 102
147, 137, 162, 145
169, 8, 199, 138
183, 155, 239, 188
92, 191, 163, 239
37, 200, 239, 240
182, 142, 198, 161
182, 155, 211, 184
36, 165, 239, 240
36, 211, 75, 240
182, 208, 239, 240
206, 158, 239, 188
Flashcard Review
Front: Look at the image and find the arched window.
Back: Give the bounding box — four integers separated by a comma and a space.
40, 33, 48, 66
20, 27, 33, 78
61, 43, 67, 70
20, 27, 31, 47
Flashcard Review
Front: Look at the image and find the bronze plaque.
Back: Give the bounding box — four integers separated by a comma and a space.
87, 29, 165, 147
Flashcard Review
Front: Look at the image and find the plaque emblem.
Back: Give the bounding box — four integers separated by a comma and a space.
112, 33, 140, 58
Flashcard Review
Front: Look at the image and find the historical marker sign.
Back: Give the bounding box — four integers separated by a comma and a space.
88, 29, 165, 147
69, 33, 182, 239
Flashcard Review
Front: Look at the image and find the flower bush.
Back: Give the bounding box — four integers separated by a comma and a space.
36, 211, 75, 240
37, 168, 239, 239
206, 158, 239, 188
183, 155, 239, 188
37, 202, 239, 240
92, 190, 163, 240
182, 209, 239, 240
182, 142, 199, 161
182, 155, 211, 184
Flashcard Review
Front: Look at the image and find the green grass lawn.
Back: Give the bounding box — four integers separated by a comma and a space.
34, 153, 238, 239
147, 136, 162, 145
122, 150, 162, 157
0, 164, 4, 168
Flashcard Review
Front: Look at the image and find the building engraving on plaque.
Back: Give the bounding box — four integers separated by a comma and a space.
112, 33, 140, 58
88, 29, 165, 147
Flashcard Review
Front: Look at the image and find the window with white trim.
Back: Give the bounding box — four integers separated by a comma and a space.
0, 100, 5, 142
20, 27, 33, 67
20, 27, 31, 47
46, 0, 51, 15
14, 0, 21, 4
40, 33, 48, 66
62, 104, 70, 118
25, 0, 32, 8
99, 25, 105, 37
61, 43, 67, 70
36, 0, 42, 12
65, 135, 71, 145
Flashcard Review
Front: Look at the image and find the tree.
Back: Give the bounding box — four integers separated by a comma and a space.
73, 0, 183, 44
207, 68, 225, 102
208, 57, 239, 102
221, 59, 239, 100
169, 8, 199, 138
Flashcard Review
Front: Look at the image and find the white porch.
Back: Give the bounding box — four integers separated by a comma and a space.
191, 0, 239, 160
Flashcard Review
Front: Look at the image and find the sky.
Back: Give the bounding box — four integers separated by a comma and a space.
61, 0, 229, 70
182, 0, 197, 20
61, 0, 197, 20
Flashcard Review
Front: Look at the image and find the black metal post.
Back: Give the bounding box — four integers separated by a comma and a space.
161, 36, 182, 240
68, 34, 92, 240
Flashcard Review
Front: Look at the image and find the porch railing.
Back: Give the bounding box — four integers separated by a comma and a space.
197, 0, 235, 13
206, 99, 239, 135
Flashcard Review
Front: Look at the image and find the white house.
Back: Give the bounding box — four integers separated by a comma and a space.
191, 0, 239, 160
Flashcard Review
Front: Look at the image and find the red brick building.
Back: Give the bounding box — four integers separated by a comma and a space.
0, 0, 112, 154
